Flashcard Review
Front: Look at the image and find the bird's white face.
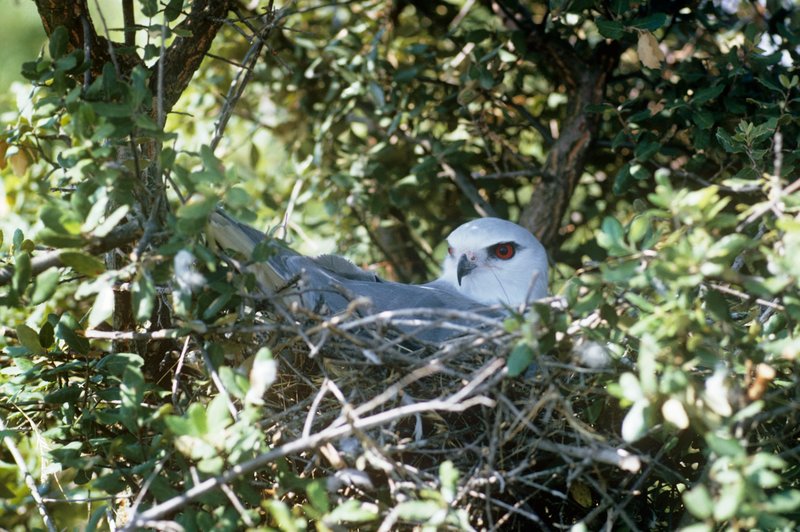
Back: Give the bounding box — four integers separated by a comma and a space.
440, 218, 548, 306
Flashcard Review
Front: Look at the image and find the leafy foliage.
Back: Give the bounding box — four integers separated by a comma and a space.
1, 0, 799, 530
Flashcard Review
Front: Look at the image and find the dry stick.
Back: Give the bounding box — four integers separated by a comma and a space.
468, 490, 547, 528
84, 328, 183, 341
126, 452, 172, 523
440, 162, 498, 218
0, 416, 57, 532
495, 395, 643, 472
209, 5, 286, 153
708, 283, 786, 312
302, 378, 331, 438
198, 339, 240, 421
121, 391, 493, 529
738, 133, 795, 231
171, 336, 192, 410
219, 482, 254, 527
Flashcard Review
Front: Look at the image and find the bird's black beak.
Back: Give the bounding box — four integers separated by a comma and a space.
457, 254, 476, 286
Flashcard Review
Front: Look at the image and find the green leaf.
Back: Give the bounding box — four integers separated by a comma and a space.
218, 366, 248, 400
326, 499, 379, 524
60, 251, 106, 276
37, 229, 85, 248
610, 0, 630, 16
621, 399, 651, 442
164, 0, 183, 20
264, 500, 304, 532
634, 141, 660, 162
41, 204, 80, 234
132, 272, 155, 323
56, 320, 90, 355
16, 324, 45, 355
597, 216, 631, 255
49, 26, 69, 60
692, 110, 715, 129
619, 372, 643, 402
612, 162, 634, 195
120, 365, 145, 432
705, 433, 745, 457
201, 291, 233, 320
395, 500, 441, 522
306, 480, 330, 514
93, 472, 127, 495
683, 484, 713, 519
85, 504, 108, 532
176, 195, 216, 220
197, 456, 224, 475
44, 384, 81, 404
187, 402, 210, 437
715, 128, 741, 153
707, 234, 750, 260
206, 393, 233, 434
12, 252, 32, 296
12, 229, 23, 250
394, 67, 419, 83
713, 478, 745, 521
138, 0, 159, 17
31, 268, 61, 305
92, 205, 130, 238
506, 342, 534, 377
439, 461, 458, 503
596, 19, 625, 39
764, 489, 800, 513
88, 283, 115, 328
704, 290, 729, 321
693, 84, 725, 105
600, 261, 639, 283
628, 216, 650, 245
39, 322, 55, 348
629, 13, 669, 31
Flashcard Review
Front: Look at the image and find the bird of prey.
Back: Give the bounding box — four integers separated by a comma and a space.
208, 213, 548, 341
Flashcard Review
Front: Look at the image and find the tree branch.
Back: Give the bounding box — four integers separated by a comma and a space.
0, 222, 142, 287
153, 0, 234, 115
33, 0, 144, 77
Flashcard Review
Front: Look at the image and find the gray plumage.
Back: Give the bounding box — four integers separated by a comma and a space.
208, 212, 548, 341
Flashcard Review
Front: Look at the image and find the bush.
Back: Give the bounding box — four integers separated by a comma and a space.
1, 1, 798, 529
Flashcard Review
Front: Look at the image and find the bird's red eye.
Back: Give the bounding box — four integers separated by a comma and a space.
447, 246, 454, 256
493, 243, 515, 260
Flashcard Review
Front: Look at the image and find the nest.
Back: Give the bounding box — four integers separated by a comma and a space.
203, 296, 649, 530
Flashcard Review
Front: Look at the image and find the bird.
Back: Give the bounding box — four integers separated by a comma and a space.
208, 213, 549, 341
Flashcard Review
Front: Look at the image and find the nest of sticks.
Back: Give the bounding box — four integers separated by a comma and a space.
200, 290, 649, 531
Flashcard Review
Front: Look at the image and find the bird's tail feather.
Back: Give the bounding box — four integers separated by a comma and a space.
207, 211, 266, 259
207, 211, 297, 299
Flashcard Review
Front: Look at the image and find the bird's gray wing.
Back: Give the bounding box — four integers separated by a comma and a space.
208, 212, 497, 341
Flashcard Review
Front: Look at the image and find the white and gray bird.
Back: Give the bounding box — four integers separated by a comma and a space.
208, 213, 548, 341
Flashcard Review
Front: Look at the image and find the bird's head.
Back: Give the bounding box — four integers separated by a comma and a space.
439, 218, 548, 306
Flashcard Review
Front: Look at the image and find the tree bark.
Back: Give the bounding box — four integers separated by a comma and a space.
31, 0, 234, 381
519, 43, 620, 247
32, 0, 233, 117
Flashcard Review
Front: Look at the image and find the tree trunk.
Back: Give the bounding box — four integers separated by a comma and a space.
32, 0, 234, 381
488, 0, 621, 248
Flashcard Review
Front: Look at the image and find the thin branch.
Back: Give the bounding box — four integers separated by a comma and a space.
439, 162, 499, 218
121, 390, 494, 529
0, 221, 142, 287
121, 0, 135, 48
0, 416, 57, 532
